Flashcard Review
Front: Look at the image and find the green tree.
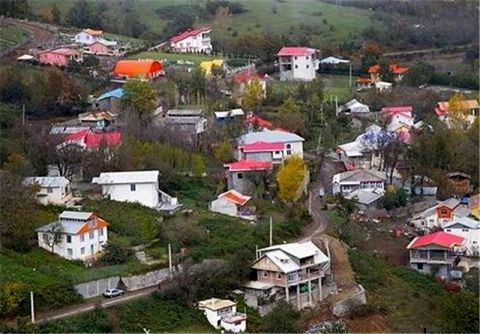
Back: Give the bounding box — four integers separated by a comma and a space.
121, 79, 157, 120
214, 141, 234, 162
101, 243, 133, 265
51, 3, 61, 24
276, 98, 308, 136
276, 155, 306, 202
44, 221, 64, 253
0, 172, 40, 251
262, 300, 301, 333
404, 62, 435, 87
65, 0, 99, 29
191, 154, 206, 177
439, 292, 479, 333
242, 77, 263, 112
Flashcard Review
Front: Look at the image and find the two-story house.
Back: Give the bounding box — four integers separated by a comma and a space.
434, 99, 479, 129
95, 88, 124, 113
36, 211, 109, 261
409, 198, 471, 231
78, 110, 117, 130
368, 63, 409, 83
23, 176, 72, 206
224, 160, 273, 195
407, 231, 465, 279
169, 27, 212, 54
443, 217, 480, 256
237, 129, 305, 163
381, 106, 414, 143
248, 241, 330, 309
92, 170, 180, 212
74, 28, 103, 45
198, 298, 247, 333
332, 169, 386, 195
277, 47, 319, 81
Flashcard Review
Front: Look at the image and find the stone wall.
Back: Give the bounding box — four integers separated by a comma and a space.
332, 284, 367, 317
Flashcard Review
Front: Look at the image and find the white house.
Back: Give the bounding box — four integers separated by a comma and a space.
443, 217, 480, 256
74, 28, 103, 45
209, 190, 255, 221
169, 26, 212, 53
92, 171, 180, 212
198, 298, 247, 333
277, 47, 319, 81
332, 169, 386, 195
23, 176, 72, 206
337, 99, 370, 115
36, 211, 109, 261
237, 129, 305, 163
409, 198, 471, 231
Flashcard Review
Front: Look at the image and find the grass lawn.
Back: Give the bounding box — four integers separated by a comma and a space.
128, 51, 219, 64
0, 24, 29, 52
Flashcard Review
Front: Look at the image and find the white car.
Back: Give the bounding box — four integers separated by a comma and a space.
103, 288, 124, 298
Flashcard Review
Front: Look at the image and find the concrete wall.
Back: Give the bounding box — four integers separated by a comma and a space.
332, 284, 367, 317
75, 276, 120, 299
103, 182, 159, 208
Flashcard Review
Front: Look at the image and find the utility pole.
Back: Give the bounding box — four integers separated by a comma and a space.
255, 245, 258, 259
30, 291, 35, 323
269, 217, 273, 246
309, 191, 312, 215
168, 244, 172, 279
22, 104, 25, 126
335, 95, 339, 117
349, 64, 352, 87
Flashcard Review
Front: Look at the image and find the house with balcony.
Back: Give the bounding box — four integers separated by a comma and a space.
237, 129, 305, 163
198, 298, 247, 333
409, 198, 471, 231
336, 124, 385, 170
407, 231, 465, 278
169, 26, 212, 54
332, 169, 386, 195
23, 176, 72, 206
36, 211, 109, 262
277, 47, 319, 81
92, 170, 180, 212
224, 160, 273, 195
443, 217, 480, 256
247, 241, 330, 310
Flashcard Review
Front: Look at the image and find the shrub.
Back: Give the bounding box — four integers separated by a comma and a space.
100, 243, 133, 265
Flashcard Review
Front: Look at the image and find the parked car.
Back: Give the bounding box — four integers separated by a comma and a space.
103, 288, 124, 298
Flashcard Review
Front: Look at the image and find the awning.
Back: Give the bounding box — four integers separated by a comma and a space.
320, 56, 350, 64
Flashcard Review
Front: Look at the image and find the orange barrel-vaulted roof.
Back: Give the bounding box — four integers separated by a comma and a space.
113, 59, 163, 78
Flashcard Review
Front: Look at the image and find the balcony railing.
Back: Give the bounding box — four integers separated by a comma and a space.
287, 270, 323, 285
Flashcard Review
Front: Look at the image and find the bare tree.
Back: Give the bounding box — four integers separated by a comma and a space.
43, 222, 64, 253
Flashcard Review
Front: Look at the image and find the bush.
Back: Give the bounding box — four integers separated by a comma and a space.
100, 243, 133, 265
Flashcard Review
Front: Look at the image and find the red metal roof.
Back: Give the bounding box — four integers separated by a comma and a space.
170, 26, 211, 43
113, 60, 163, 78
407, 231, 465, 249
277, 47, 316, 56
381, 105, 413, 116
368, 64, 409, 74
233, 70, 265, 84
224, 159, 273, 172
66, 131, 121, 148
239, 141, 284, 152
40, 48, 79, 56
244, 114, 273, 129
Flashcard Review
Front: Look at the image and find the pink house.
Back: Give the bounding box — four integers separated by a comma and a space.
39, 48, 82, 67
88, 39, 117, 55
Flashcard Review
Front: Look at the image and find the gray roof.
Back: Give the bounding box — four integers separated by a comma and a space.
334, 169, 386, 183
36, 220, 83, 235
453, 206, 471, 218
444, 217, 480, 229
24, 176, 69, 188
59, 211, 94, 221
165, 116, 205, 125
167, 109, 203, 116
92, 171, 159, 185
346, 189, 385, 205
239, 129, 304, 144
440, 198, 460, 209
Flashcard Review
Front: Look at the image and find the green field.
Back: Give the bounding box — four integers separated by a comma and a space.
0, 24, 29, 52
129, 51, 219, 64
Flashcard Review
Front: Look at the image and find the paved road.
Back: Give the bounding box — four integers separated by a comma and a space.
298, 157, 345, 242
36, 286, 158, 323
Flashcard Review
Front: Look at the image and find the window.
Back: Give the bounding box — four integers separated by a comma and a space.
417, 263, 423, 270
446, 229, 451, 232
42, 233, 49, 243
80, 234, 85, 242
130, 184, 136, 191
81, 247, 85, 255
306, 56, 309, 60
473, 241, 477, 244
67, 248, 73, 257
66, 235, 72, 243
294, 65, 298, 69
237, 173, 243, 179
47, 187, 53, 193
286, 144, 292, 155
294, 56, 298, 60
99, 228, 104, 236
462, 229, 469, 232
276, 273, 282, 280
262, 271, 268, 278
89, 231, 94, 239
306, 65, 309, 69
274, 151, 280, 155
90, 244, 94, 254
440, 208, 448, 215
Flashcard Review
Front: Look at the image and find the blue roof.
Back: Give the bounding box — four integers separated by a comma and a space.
96, 88, 124, 101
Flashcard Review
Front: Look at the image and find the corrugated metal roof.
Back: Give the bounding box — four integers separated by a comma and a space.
92, 170, 159, 185
96, 88, 124, 101
239, 129, 304, 145
444, 217, 480, 229
24, 176, 69, 188
59, 211, 94, 221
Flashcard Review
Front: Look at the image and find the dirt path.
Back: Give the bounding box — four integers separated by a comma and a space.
106, 308, 121, 332
36, 286, 158, 323
0, 18, 56, 62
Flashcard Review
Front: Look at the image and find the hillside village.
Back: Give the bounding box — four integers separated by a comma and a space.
0, 0, 479, 333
